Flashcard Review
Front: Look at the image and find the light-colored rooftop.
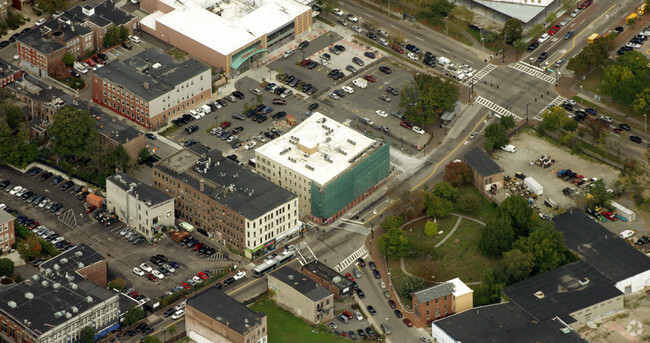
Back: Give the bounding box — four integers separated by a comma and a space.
143, 0, 310, 56
448, 278, 473, 297
255, 112, 378, 186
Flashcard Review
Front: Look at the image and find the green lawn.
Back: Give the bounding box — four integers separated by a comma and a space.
452, 185, 498, 223
249, 300, 354, 343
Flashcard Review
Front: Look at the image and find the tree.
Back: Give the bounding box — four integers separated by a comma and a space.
540, 106, 569, 131
513, 39, 527, 59
80, 326, 94, 343
479, 217, 515, 257
394, 190, 426, 221
425, 0, 454, 22
493, 249, 534, 285
502, 18, 522, 44
425, 194, 453, 219
581, 116, 609, 143
529, 23, 545, 39
0, 258, 14, 277
633, 87, 650, 112
514, 227, 570, 273
318, 0, 338, 17
563, 119, 579, 132
474, 270, 504, 305
36, 0, 69, 13
381, 215, 404, 230
62, 51, 75, 67
448, 5, 472, 32
108, 277, 126, 291
138, 147, 152, 164
545, 12, 557, 25
566, 55, 590, 75
424, 221, 438, 237
497, 195, 533, 238
432, 182, 458, 201
456, 192, 480, 215
483, 123, 509, 153
167, 325, 177, 337
588, 179, 613, 207
602, 64, 644, 105
18, 236, 42, 261
49, 106, 98, 162
443, 160, 472, 186
143, 337, 162, 343
398, 274, 426, 299
377, 226, 412, 259
103, 25, 129, 47
399, 74, 458, 126
499, 115, 516, 131
123, 306, 145, 326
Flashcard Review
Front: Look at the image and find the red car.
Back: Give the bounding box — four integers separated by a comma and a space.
85, 205, 96, 213
403, 318, 413, 327
181, 282, 191, 289
146, 273, 158, 282
580, 0, 592, 9
400, 121, 413, 129
392, 44, 404, 53
193, 243, 205, 251
129, 292, 139, 298
388, 300, 397, 309
363, 75, 376, 82
342, 311, 353, 319
548, 25, 561, 35
345, 272, 354, 282
301, 59, 312, 67
85, 59, 96, 66
220, 121, 232, 129
197, 272, 209, 280
28, 222, 40, 229
602, 211, 616, 221
613, 128, 623, 134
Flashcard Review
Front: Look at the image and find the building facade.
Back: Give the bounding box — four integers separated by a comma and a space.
268, 267, 334, 324
106, 173, 175, 239
186, 287, 267, 343
301, 260, 353, 300
140, 0, 312, 75
255, 112, 391, 224
463, 147, 504, 196
0, 209, 15, 252
92, 48, 211, 129
67, 2, 137, 49
412, 278, 473, 324
153, 146, 300, 258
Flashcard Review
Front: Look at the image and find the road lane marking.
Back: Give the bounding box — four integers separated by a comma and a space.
334, 245, 368, 272
475, 96, 521, 120
509, 62, 556, 84
463, 64, 496, 86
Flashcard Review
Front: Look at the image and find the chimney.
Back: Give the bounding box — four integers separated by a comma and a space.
143, 81, 149, 89
199, 179, 205, 192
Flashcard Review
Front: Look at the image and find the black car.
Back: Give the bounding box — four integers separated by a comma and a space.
614, 26, 624, 33
0, 41, 9, 48
366, 327, 376, 337
536, 52, 548, 63
308, 103, 319, 111
61, 180, 74, 190
618, 123, 631, 131
630, 136, 643, 143
40, 172, 52, 181
386, 86, 399, 96
334, 44, 345, 52
232, 91, 245, 99
29, 167, 42, 176
224, 277, 235, 285
369, 261, 376, 270
122, 42, 133, 50
357, 257, 365, 267
356, 288, 365, 299
298, 40, 309, 50
367, 32, 377, 40
97, 53, 108, 61
333, 89, 345, 97
366, 305, 376, 315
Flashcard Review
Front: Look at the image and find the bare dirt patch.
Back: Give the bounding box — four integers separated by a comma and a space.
580, 292, 650, 343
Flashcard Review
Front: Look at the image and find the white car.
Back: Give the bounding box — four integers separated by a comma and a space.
570, 8, 581, 18
351, 25, 362, 33
412, 126, 425, 135
560, 18, 571, 26
163, 264, 176, 273
599, 115, 613, 123
175, 301, 186, 311
9, 186, 21, 195
619, 230, 636, 239
133, 267, 145, 276
407, 52, 419, 60
332, 8, 343, 16
245, 141, 257, 150
354, 310, 363, 321
171, 310, 185, 320
626, 42, 641, 48
0, 204, 5, 210
329, 92, 340, 100
376, 110, 388, 118
347, 14, 358, 22
128, 35, 141, 43
469, 131, 478, 139
538, 33, 550, 43
192, 276, 201, 283
120, 228, 130, 236
565, 99, 577, 106
51, 237, 65, 244
152, 269, 164, 279
35, 18, 46, 26
140, 263, 153, 273
234, 271, 246, 280
342, 86, 354, 94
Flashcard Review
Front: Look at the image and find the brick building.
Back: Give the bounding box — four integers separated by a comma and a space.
0, 209, 15, 252
153, 146, 299, 258
412, 278, 473, 324
67, 2, 137, 49
186, 287, 267, 343
463, 147, 504, 196
92, 48, 211, 129
0, 58, 21, 88
268, 267, 334, 324
301, 260, 353, 300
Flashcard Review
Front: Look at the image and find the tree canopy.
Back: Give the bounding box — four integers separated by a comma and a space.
377, 226, 412, 259
80, 326, 94, 343
513, 226, 571, 273
443, 160, 473, 186
566, 33, 614, 75
602, 51, 650, 105
502, 18, 522, 44
483, 123, 509, 153
540, 106, 569, 132
432, 182, 458, 201
49, 106, 98, 162
0, 258, 14, 277
399, 74, 458, 126
36, 0, 68, 13
103, 25, 129, 48
497, 195, 534, 237
425, 194, 453, 219
479, 217, 515, 257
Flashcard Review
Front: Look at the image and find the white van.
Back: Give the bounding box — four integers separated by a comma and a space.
128, 35, 141, 43
501, 145, 516, 153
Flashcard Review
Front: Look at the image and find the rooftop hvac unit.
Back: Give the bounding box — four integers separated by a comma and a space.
54, 312, 62, 318
60, 258, 68, 264
65, 312, 72, 319
41, 281, 49, 288
71, 306, 78, 313
24, 292, 34, 300
70, 283, 78, 290
75, 251, 83, 257
53, 264, 60, 271
86, 296, 93, 303
32, 275, 39, 281
77, 262, 84, 269
7, 301, 16, 308
52, 282, 61, 289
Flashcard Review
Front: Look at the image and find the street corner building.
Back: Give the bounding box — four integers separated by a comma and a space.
185, 287, 267, 343
255, 112, 391, 225
139, 0, 313, 76
463, 147, 503, 196
91, 48, 212, 129
268, 267, 334, 324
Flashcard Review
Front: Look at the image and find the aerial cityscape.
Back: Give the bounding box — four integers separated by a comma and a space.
0, 0, 649, 342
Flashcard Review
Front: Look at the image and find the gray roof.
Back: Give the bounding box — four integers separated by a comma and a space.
95, 114, 141, 144
108, 172, 172, 207
433, 302, 588, 343
553, 211, 650, 282
154, 147, 297, 220
17, 29, 65, 55
463, 147, 502, 177
187, 287, 265, 335
301, 260, 353, 290
0, 58, 20, 80
94, 48, 210, 101
503, 260, 622, 324
474, 0, 546, 23
67, 1, 135, 28
0, 208, 14, 223
270, 267, 332, 301
413, 283, 454, 304
0, 244, 116, 337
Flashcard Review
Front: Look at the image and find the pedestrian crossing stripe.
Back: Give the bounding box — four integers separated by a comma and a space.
509, 63, 557, 84
475, 96, 521, 120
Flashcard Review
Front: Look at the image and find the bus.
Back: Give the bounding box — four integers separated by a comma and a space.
252, 250, 296, 277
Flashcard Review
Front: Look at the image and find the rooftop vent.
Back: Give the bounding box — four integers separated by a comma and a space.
24, 292, 34, 300
579, 277, 590, 286
534, 291, 545, 299
71, 306, 79, 313
41, 280, 49, 288
54, 312, 62, 318
86, 296, 93, 303
75, 251, 83, 257
77, 262, 85, 269
60, 258, 68, 264
7, 301, 16, 308
70, 283, 78, 290
288, 274, 294, 280
52, 282, 61, 289
53, 264, 60, 271
152, 63, 162, 69
65, 312, 72, 319
32, 275, 40, 281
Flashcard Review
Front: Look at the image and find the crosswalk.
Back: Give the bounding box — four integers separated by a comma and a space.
535, 95, 567, 120
463, 64, 497, 86
475, 96, 521, 120
334, 245, 368, 273
509, 62, 557, 84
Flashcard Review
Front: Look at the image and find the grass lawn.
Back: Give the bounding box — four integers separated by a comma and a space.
250, 300, 351, 343
452, 185, 498, 223
168, 48, 188, 60
403, 216, 457, 247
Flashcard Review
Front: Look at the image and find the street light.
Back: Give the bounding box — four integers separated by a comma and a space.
445, 16, 448, 35
644, 114, 647, 134
481, 37, 484, 53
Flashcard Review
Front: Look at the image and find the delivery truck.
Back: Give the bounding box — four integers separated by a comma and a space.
524, 177, 544, 195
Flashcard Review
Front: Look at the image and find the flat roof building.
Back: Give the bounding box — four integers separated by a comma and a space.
301, 260, 353, 300
255, 112, 390, 224
186, 286, 267, 343
92, 48, 212, 129
153, 146, 300, 258
463, 147, 503, 196
268, 267, 334, 324
140, 0, 312, 75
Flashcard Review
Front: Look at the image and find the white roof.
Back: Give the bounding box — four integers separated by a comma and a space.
255, 112, 377, 186
448, 278, 473, 297
142, 0, 310, 56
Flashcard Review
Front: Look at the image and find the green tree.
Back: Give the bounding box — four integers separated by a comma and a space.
425, 194, 453, 219
474, 270, 504, 305
633, 87, 650, 112
0, 258, 14, 277
138, 147, 152, 164
499, 115, 516, 131
540, 106, 569, 131
2, 104, 25, 130
143, 337, 162, 343
513, 227, 569, 273
443, 160, 473, 186
513, 39, 527, 59
455, 192, 480, 215
123, 306, 145, 326
36, 0, 69, 13
581, 116, 610, 142
167, 325, 177, 337
493, 249, 534, 285
103, 25, 129, 47
62, 51, 75, 67
318, 0, 338, 17
529, 23, 545, 39
602, 65, 643, 105
399, 74, 458, 126
424, 221, 438, 237
483, 123, 509, 153
498, 195, 533, 238
479, 217, 515, 257
394, 190, 426, 221
567, 54, 590, 75
377, 226, 412, 259
424, 0, 454, 22
545, 12, 557, 25
563, 119, 579, 132
108, 277, 126, 291
80, 326, 94, 343
432, 182, 458, 201
588, 179, 613, 207
49, 106, 98, 162
381, 215, 405, 230
502, 18, 522, 44
398, 274, 427, 299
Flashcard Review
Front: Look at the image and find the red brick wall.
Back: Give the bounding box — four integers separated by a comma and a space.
301, 268, 342, 300
0, 313, 36, 343
186, 305, 267, 343
76, 259, 108, 287
413, 294, 453, 321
